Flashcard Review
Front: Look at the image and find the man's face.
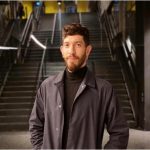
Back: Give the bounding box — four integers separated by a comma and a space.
60, 35, 92, 72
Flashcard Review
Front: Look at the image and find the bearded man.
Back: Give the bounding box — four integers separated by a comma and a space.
29, 23, 129, 149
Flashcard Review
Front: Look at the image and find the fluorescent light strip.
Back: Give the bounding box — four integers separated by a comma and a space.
0, 46, 18, 50
30, 34, 46, 49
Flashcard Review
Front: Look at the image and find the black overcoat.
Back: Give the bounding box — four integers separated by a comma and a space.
29, 68, 129, 149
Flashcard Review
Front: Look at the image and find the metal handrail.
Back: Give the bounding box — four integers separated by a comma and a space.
51, 14, 57, 45
111, 13, 119, 36
105, 11, 113, 41
109, 15, 116, 38
0, 47, 18, 96
3, 22, 15, 46
103, 12, 112, 43
18, 11, 36, 63
101, 11, 114, 57
36, 39, 48, 90
19, 5, 43, 63
21, 12, 33, 45
101, 9, 138, 121
79, 13, 82, 24
120, 63, 136, 120
0, 65, 12, 97
122, 38, 137, 81
105, 11, 137, 80
97, 10, 103, 48
35, 3, 42, 21
0, 21, 19, 96
119, 40, 138, 121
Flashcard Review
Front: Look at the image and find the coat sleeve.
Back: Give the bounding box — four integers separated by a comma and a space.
104, 84, 129, 149
29, 86, 45, 149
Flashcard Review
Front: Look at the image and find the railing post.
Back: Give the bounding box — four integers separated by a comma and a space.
51, 14, 57, 45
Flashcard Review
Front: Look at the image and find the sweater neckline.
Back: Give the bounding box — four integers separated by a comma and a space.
65, 66, 87, 81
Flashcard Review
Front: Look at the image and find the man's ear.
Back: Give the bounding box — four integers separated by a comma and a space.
60, 45, 63, 53
86, 45, 92, 56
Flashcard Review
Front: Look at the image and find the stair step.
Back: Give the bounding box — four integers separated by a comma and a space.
46, 62, 65, 65
106, 79, 124, 84
122, 106, 133, 113
4, 85, 36, 91
119, 100, 131, 107
114, 89, 127, 94
12, 67, 38, 71
46, 71, 63, 76
0, 109, 31, 116
28, 51, 43, 54
91, 51, 110, 54
26, 55, 43, 58
6, 81, 36, 85
124, 113, 135, 120
46, 66, 65, 71
2, 91, 36, 97
112, 83, 126, 89
90, 58, 112, 61
8, 76, 37, 81
0, 97, 34, 103
0, 122, 29, 131
10, 72, 38, 76
0, 102, 33, 109
127, 120, 137, 128
94, 60, 119, 65
95, 69, 121, 75
90, 55, 111, 58
25, 58, 42, 61
0, 115, 29, 123
98, 75, 123, 80
14, 62, 39, 67
10, 70, 38, 75
118, 95, 129, 100
0, 108, 31, 116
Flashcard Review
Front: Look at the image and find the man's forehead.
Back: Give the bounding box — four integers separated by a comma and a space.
63, 35, 84, 42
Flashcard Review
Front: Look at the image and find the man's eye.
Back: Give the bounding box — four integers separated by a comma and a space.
64, 44, 69, 47
76, 43, 81, 47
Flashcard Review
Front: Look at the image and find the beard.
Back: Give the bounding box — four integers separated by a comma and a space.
63, 53, 87, 72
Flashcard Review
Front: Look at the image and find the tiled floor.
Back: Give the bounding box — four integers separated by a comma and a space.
0, 129, 150, 149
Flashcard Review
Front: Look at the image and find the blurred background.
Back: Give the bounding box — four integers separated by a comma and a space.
0, 0, 150, 148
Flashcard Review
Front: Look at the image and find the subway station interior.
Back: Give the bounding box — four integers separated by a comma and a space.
0, 0, 150, 149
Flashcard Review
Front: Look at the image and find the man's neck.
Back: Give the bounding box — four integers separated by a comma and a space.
65, 66, 87, 81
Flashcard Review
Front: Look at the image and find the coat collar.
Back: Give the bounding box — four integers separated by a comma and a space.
83, 69, 96, 88
54, 67, 96, 89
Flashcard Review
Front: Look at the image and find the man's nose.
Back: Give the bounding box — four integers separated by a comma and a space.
68, 45, 75, 54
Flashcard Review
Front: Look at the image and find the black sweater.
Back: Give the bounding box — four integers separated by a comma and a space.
62, 66, 87, 148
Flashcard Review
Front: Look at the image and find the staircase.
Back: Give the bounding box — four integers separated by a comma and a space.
94, 61, 136, 127
0, 62, 38, 131
81, 12, 136, 128
0, 12, 136, 131
0, 30, 51, 131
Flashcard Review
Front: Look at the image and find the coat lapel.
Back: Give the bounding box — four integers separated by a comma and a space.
54, 71, 65, 104
74, 69, 96, 101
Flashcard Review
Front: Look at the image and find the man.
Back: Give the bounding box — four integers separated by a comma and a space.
17, 2, 24, 19
29, 23, 129, 149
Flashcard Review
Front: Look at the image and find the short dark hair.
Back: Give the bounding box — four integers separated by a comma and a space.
62, 23, 90, 46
